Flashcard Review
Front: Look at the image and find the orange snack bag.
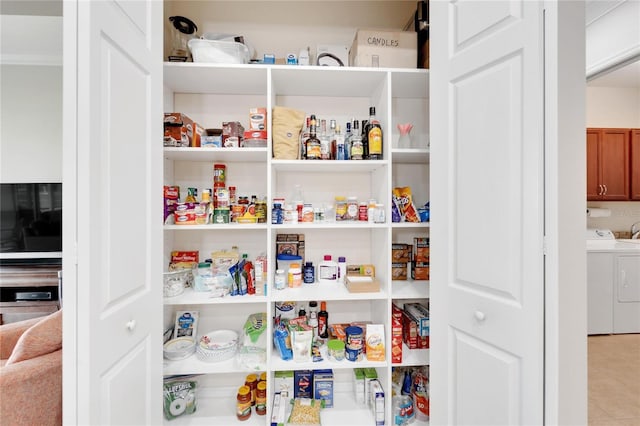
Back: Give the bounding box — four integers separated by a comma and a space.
393, 187, 420, 222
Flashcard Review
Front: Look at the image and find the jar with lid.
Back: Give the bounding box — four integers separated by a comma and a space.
284, 204, 298, 224
288, 263, 302, 287
346, 197, 358, 220
302, 203, 314, 222
255, 198, 267, 223
303, 262, 315, 284
236, 385, 252, 421
255, 381, 267, 415
244, 374, 258, 406
374, 203, 385, 223
335, 196, 347, 221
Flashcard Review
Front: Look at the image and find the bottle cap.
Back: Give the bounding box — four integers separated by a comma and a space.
369, 106, 376, 115
309, 301, 318, 308
324, 255, 331, 260
321, 301, 327, 310
305, 262, 313, 266
338, 257, 346, 262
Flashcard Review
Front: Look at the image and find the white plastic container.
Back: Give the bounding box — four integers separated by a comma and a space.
188, 38, 250, 64
337, 256, 347, 285
318, 255, 338, 284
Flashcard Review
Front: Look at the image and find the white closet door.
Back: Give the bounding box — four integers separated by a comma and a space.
63, 0, 162, 424
430, 1, 544, 424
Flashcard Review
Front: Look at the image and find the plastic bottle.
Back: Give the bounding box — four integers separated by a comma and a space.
318, 301, 329, 338
255, 381, 267, 415
337, 256, 347, 284
318, 255, 338, 284
308, 301, 319, 337
303, 261, 315, 284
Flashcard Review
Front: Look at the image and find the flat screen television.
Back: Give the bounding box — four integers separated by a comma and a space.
0, 183, 62, 263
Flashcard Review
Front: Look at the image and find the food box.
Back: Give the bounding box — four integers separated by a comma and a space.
411, 263, 429, 280
222, 121, 245, 147
294, 370, 314, 399
404, 303, 429, 337
413, 237, 430, 263
392, 263, 408, 281
400, 308, 419, 349
346, 264, 376, 277
353, 368, 365, 404
274, 370, 294, 397
202, 128, 222, 147
164, 113, 203, 147
276, 234, 305, 265
349, 29, 417, 69
270, 392, 287, 426
392, 243, 411, 263
163, 185, 180, 223
249, 108, 267, 130
363, 368, 378, 407
313, 369, 334, 408
391, 305, 403, 363
370, 379, 385, 426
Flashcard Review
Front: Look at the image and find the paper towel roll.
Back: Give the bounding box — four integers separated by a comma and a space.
586, 208, 611, 217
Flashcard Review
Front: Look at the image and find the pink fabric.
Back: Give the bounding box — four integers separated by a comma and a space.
0, 310, 62, 425
6, 309, 62, 365
0, 316, 42, 360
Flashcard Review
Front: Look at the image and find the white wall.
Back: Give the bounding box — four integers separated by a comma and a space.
586, 85, 640, 234
0, 64, 63, 182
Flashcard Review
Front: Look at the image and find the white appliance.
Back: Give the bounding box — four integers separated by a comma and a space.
587, 228, 640, 334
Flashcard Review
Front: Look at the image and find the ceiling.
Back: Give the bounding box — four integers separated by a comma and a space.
588, 60, 640, 88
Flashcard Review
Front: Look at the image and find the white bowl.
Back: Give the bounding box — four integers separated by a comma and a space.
196, 330, 238, 363
163, 337, 196, 361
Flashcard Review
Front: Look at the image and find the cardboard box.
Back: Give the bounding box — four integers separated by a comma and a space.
353, 368, 365, 404
400, 309, 419, 349
164, 113, 203, 147
345, 275, 380, 293
274, 370, 294, 397
411, 263, 429, 280
346, 264, 376, 277
391, 305, 403, 364
249, 107, 267, 130
391, 263, 407, 281
392, 243, 411, 263
404, 303, 429, 337
370, 379, 385, 426
413, 237, 430, 263
222, 121, 245, 147
313, 369, 334, 408
276, 233, 305, 265
294, 370, 313, 399
349, 29, 417, 69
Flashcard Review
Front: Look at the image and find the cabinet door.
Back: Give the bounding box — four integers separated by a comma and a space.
631, 129, 640, 200
613, 254, 640, 334
586, 129, 602, 200
600, 129, 630, 200
587, 252, 613, 335
63, 1, 163, 424
431, 1, 545, 424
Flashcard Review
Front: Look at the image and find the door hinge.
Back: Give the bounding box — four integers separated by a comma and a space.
542, 236, 548, 256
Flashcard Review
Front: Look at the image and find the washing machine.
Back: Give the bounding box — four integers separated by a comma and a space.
587, 229, 640, 334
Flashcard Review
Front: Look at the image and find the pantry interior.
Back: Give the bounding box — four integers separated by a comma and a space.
161, 1, 430, 424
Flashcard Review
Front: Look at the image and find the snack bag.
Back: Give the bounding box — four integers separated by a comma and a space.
393, 187, 420, 222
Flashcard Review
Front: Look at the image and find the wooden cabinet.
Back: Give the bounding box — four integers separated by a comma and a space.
0, 265, 61, 324
586, 128, 630, 201
632, 129, 640, 200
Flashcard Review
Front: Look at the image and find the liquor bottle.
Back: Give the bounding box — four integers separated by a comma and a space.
306, 116, 321, 159
344, 121, 352, 160
367, 107, 383, 160
361, 119, 369, 159
335, 125, 346, 160
299, 116, 310, 159
318, 301, 329, 338
350, 119, 363, 160
329, 119, 337, 160
319, 119, 331, 160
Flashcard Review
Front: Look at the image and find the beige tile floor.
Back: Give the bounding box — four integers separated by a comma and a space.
589, 334, 640, 425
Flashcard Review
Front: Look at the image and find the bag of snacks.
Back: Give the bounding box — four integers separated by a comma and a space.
163, 375, 198, 420
393, 187, 420, 222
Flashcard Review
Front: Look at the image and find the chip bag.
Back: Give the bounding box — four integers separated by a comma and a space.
393, 187, 420, 222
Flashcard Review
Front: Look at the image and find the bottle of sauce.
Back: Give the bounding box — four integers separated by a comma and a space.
245, 374, 258, 406
318, 301, 329, 338
236, 385, 252, 421
255, 381, 267, 415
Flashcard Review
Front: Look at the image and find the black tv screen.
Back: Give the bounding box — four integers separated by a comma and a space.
0, 183, 62, 256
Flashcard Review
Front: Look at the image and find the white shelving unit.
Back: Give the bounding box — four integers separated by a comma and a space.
162, 61, 429, 425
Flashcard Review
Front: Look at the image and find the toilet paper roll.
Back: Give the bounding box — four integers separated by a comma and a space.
586, 208, 611, 217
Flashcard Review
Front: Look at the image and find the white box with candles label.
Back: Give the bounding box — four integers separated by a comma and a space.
349, 29, 417, 69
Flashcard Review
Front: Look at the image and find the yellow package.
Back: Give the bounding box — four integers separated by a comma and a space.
393, 187, 420, 222
366, 324, 385, 362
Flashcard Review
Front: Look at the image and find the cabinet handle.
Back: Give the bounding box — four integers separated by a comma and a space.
126, 320, 136, 331
603, 184, 608, 195
474, 311, 486, 322
598, 184, 604, 195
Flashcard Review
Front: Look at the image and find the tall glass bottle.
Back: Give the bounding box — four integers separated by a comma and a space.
320, 119, 331, 160
367, 107, 383, 160
299, 115, 310, 159
350, 119, 363, 160
344, 121, 352, 160
306, 116, 321, 160
329, 119, 337, 159
361, 119, 369, 159
335, 125, 346, 160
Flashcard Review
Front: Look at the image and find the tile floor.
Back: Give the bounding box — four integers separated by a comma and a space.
589, 334, 640, 425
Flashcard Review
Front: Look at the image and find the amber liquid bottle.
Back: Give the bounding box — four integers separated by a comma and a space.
305, 116, 321, 160
367, 107, 383, 160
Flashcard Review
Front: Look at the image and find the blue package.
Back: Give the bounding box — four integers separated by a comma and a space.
274, 324, 293, 361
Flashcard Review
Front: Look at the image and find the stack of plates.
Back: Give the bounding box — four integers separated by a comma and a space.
196, 330, 238, 362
